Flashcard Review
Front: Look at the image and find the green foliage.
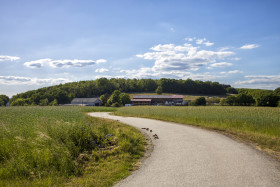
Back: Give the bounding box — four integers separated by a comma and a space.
107, 90, 121, 106
10, 78, 229, 106
256, 93, 279, 107
155, 86, 163, 94
220, 93, 255, 106
0, 106, 145, 186
206, 97, 221, 105
190, 97, 206, 106
226, 87, 238, 94
274, 87, 280, 96
119, 93, 131, 105
99, 93, 110, 106
0, 95, 9, 106
235, 93, 255, 106
112, 102, 120, 107
39, 98, 49, 106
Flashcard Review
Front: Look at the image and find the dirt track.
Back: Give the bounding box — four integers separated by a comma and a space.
89, 112, 280, 187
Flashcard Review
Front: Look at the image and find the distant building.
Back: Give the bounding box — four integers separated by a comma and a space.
132, 95, 183, 106
71, 98, 101, 106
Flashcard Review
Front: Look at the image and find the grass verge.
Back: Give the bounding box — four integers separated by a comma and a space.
115, 106, 280, 160
0, 106, 146, 186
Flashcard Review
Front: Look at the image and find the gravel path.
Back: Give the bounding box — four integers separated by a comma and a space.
89, 112, 280, 187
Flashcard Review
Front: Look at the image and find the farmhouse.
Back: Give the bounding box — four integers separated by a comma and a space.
132, 95, 183, 106
71, 98, 101, 106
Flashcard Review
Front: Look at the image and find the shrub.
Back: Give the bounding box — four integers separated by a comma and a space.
112, 102, 120, 107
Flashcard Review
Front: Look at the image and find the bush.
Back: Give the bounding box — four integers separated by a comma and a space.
256, 94, 279, 107
112, 102, 120, 107
190, 97, 206, 106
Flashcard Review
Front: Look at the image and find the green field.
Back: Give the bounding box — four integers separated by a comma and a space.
115, 106, 280, 158
0, 106, 145, 186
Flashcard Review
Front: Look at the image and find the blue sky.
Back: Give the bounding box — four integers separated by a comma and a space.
0, 0, 280, 97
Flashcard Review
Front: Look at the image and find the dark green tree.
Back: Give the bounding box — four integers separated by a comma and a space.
235, 93, 255, 106
119, 93, 131, 105
194, 97, 206, 106
0, 95, 9, 106
256, 94, 279, 107
155, 86, 163, 94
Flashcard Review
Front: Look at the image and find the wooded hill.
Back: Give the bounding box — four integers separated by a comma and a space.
9, 78, 233, 106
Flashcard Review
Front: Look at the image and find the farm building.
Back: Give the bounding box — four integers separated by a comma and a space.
132, 95, 183, 106
71, 98, 101, 106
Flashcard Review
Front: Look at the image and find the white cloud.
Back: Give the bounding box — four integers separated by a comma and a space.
24, 58, 51, 68
0, 55, 20, 62
209, 62, 233, 68
240, 44, 260, 50
234, 74, 280, 90
96, 59, 107, 64
95, 68, 109, 73
49, 59, 95, 68
204, 41, 214, 46
137, 42, 235, 73
185, 37, 194, 42
0, 75, 71, 85
196, 38, 206, 44
220, 70, 242, 74
24, 58, 107, 68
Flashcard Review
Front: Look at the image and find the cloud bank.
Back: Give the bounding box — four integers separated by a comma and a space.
0, 75, 71, 85
235, 75, 280, 90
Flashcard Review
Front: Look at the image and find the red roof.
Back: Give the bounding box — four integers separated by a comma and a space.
131, 99, 152, 102
133, 95, 183, 99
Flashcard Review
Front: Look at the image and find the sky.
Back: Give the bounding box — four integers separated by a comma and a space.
0, 0, 280, 97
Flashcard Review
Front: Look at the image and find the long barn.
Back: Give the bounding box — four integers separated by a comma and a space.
131, 95, 183, 106
71, 98, 101, 106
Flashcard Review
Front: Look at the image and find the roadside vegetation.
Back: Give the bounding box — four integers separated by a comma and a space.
115, 106, 280, 159
0, 106, 146, 186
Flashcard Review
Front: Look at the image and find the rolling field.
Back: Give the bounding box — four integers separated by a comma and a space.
0, 106, 145, 186
115, 106, 280, 159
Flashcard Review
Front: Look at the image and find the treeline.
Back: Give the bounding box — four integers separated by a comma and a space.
9, 78, 231, 106
220, 88, 280, 107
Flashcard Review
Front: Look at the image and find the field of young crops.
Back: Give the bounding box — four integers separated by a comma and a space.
116, 106, 280, 157
0, 106, 145, 186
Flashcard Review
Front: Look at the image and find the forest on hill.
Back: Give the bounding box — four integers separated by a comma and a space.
8, 78, 232, 106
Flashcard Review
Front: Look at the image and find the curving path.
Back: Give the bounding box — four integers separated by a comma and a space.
89, 112, 280, 187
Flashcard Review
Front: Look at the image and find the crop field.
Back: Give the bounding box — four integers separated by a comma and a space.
0, 106, 145, 186
116, 106, 280, 158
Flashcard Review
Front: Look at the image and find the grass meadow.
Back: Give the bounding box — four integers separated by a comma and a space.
0, 106, 146, 186
116, 106, 280, 159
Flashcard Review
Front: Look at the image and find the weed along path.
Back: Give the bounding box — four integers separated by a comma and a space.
89, 112, 280, 187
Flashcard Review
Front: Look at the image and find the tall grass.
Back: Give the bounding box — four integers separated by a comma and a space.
116, 106, 280, 156
0, 106, 145, 186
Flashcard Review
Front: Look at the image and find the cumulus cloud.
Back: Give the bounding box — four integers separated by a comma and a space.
0, 75, 70, 85
208, 62, 233, 68
235, 75, 280, 90
0, 55, 20, 62
95, 68, 109, 73
240, 44, 260, 49
24, 58, 107, 68
24, 58, 51, 68
136, 42, 235, 72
